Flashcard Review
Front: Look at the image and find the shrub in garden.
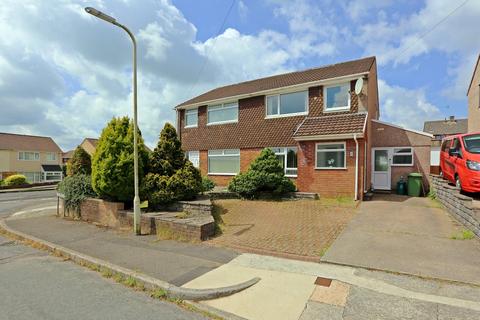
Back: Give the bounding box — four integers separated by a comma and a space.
228, 148, 296, 198
57, 174, 96, 212
201, 176, 216, 193
67, 146, 91, 176
4, 174, 28, 186
141, 123, 202, 207
92, 117, 149, 202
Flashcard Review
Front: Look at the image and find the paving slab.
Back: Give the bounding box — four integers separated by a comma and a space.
299, 301, 344, 320
322, 195, 480, 285
5, 215, 238, 286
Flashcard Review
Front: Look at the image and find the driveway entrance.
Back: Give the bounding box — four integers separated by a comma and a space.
322, 194, 480, 285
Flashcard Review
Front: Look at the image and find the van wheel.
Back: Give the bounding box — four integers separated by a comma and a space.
455, 174, 461, 190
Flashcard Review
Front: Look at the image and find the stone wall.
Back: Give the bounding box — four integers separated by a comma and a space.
430, 175, 480, 237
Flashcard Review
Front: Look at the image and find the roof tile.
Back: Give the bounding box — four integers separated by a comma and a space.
293, 113, 367, 138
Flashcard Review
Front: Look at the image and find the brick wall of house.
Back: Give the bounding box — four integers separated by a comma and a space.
296, 139, 364, 198
468, 57, 480, 132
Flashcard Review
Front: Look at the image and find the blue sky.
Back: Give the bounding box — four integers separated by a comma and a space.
0, 0, 478, 150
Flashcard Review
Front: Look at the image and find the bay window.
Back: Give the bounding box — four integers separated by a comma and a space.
208, 149, 240, 175
324, 83, 350, 111
271, 147, 298, 176
184, 108, 198, 127
316, 143, 346, 169
266, 91, 308, 117
392, 147, 413, 166
207, 102, 238, 125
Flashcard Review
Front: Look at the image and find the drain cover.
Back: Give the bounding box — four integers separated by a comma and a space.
315, 277, 332, 287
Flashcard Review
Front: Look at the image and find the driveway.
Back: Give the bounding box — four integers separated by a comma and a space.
208, 199, 357, 260
322, 194, 480, 285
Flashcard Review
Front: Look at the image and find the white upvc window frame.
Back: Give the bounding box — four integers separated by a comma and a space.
46, 152, 57, 161
315, 142, 347, 170
184, 108, 198, 128
186, 150, 200, 168
207, 102, 238, 125
323, 83, 351, 112
391, 147, 414, 167
207, 149, 240, 175
18, 151, 40, 161
271, 147, 298, 177
265, 90, 308, 118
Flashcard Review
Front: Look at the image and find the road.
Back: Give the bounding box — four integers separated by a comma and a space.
0, 191, 208, 320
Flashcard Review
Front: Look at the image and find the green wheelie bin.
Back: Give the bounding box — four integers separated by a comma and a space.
407, 173, 423, 197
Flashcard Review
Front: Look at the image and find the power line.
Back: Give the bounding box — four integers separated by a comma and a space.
394, 0, 470, 63
186, 0, 236, 98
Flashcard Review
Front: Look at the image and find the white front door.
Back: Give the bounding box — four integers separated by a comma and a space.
372, 148, 391, 190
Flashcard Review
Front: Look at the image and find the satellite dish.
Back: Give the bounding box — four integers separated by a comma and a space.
354, 77, 364, 95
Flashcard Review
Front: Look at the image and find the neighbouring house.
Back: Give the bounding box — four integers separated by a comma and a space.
175, 56, 432, 199
62, 150, 74, 164
423, 116, 468, 174
0, 132, 63, 183
467, 54, 480, 132
79, 138, 99, 156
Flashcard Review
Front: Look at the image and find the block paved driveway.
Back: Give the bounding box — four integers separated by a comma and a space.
208, 199, 357, 260
322, 194, 480, 285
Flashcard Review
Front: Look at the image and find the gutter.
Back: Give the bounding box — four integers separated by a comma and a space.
293, 133, 364, 141
354, 133, 359, 201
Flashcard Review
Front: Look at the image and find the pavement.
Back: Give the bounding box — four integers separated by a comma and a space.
322, 194, 480, 285
0, 235, 207, 320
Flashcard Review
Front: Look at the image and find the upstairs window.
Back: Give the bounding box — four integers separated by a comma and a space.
324, 83, 350, 111
266, 91, 308, 117
19, 151, 39, 161
184, 108, 198, 128
392, 147, 413, 166
207, 102, 238, 125
46, 153, 57, 161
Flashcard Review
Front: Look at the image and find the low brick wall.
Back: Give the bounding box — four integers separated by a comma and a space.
58, 197, 215, 241
430, 175, 480, 237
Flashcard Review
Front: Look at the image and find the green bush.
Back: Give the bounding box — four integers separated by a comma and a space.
4, 174, 28, 186
201, 176, 216, 193
91, 117, 149, 202
57, 174, 96, 212
141, 123, 202, 208
228, 148, 296, 198
67, 146, 92, 176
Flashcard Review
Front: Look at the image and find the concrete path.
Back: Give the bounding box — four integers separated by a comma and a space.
6, 215, 238, 286
0, 235, 207, 320
322, 194, 480, 285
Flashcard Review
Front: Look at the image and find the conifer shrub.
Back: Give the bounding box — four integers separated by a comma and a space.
228, 148, 296, 198
67, 146, 91, 176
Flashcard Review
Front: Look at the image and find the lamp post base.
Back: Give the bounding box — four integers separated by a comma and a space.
133, 195, 141, 235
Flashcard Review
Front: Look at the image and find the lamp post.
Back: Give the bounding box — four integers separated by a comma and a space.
85, 7, 141, 235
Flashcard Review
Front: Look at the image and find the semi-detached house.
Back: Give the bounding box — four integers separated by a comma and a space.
176, 56, 431, 199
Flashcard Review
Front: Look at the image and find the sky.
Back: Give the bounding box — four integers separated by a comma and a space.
0, 0, 478, 151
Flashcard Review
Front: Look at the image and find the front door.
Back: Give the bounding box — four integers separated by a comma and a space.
372, 148, 391, 190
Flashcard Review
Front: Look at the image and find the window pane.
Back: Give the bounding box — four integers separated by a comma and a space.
185, 109, 197, 127
224, 149, 240, 155
276, 154, 285, 168
285, 168, 297, 176
208, 155, 240, 174
317, 150, 345, 168
267, 96, 279, 115
286, 148, 297, 169
208, 104, 238, 123
208, 150, 223, 156
394, 148, 411, 154
326, 84, 349, 109
186, 151, 199, 168
279, 91, 307, 114
393, 155, 412, 165
374, 150, 389, 171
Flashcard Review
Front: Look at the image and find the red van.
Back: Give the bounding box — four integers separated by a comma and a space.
440, 132, 480, 192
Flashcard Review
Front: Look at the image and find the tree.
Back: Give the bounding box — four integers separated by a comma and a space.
67, 146, 91, 176
91, 117, 149, 202
228, 148, 296, 198
141, 123, 202, 207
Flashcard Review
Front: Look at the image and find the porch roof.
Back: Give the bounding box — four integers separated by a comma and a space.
293, 113, 367, 140
41, 165, 62, 172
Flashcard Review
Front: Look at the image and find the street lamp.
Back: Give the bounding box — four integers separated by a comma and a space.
85, 7, 141, 235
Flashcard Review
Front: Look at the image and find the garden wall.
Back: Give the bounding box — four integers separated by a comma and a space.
430, 175, 480, 237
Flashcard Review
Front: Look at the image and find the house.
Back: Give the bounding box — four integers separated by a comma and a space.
0, 132, 63, 183
79, 138, 99, 156
175, 56, 431, 199
423, 116, 468, 174
467, 54, 480, 132
62, 150, 74, 164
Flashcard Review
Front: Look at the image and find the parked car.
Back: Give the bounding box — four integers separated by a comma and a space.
440, 132, 480, 192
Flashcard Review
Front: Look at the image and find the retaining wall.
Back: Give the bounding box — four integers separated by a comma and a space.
430, 175, 480, 237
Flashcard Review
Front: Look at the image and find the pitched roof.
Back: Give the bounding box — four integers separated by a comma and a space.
293, 113, 367, 138
177, 56, 376, 108
41, 164, 63, 172
83, 138, 99, 147
0, 132, 62, 152
62, 150, 74, 159
467, 54, 480, 95
423, 118, 468, 135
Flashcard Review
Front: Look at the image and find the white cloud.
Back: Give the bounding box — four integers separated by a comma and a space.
378, 79, 442, 130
